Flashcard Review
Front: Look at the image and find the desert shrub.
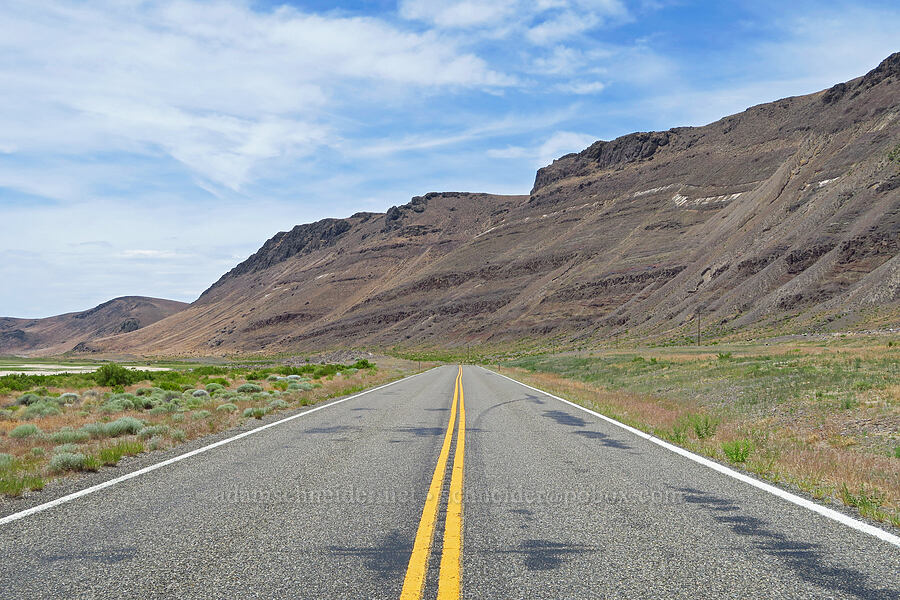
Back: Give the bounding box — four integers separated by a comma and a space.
0, 453, 14, 468
351, 359, 374, 370
722, 439, 754, 463
266, 374, 280, 381
191, 410, 211, 420
267, 399, 289, 411
242, 407, 266, 419
53, 443, 80, 454
237, 383, 263, 393
171, 413, 185, 422
716, 352, 733, 361
31, 447, 44, 457
169, 428, 186, 442
80, 417, 144, 439
135, 387, 154, 396
78, 423, 104, 439
94, 363, 145, 387
216, 403, 238, 413
191, 389, 209, 398
133, 395, 162, 410
16, 393, 43, 406
9, 424, 42, 439
22, 401, 62, 419
138, 425, 170, 439
205, 383, 225, 393
49, 452, 87, 473
49, 427, 90, 444
105, 416, 144, 436
59, 392, 80, 403
100, 393, 140, 414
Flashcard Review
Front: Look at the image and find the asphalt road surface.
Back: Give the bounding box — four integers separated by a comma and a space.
1, 365, 897, 599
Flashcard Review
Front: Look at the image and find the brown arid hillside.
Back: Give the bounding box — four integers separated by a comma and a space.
96, 53, 900, 356
0, 296, 188, 356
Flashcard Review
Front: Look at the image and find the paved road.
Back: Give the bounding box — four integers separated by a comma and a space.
1, 365, 897, 599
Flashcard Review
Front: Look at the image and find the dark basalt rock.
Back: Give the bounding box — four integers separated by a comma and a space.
532, 131, 674, 193
119, 318, 141, 333
205, 218, 353, 293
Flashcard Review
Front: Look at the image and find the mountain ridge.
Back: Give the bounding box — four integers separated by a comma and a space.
33, 52, 900, 355
0, 296, 188, 356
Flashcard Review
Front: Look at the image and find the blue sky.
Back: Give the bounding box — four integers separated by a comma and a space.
1, 0, 898, 318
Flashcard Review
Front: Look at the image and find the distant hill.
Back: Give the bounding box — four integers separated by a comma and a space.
0, 296, 188, 355
95, 53, 900, 355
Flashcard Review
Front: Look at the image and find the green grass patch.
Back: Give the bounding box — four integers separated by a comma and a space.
722, 439, 754, 463
98, 441, 144, 466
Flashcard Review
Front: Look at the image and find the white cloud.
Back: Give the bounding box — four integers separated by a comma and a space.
487, 130, 597, 167
754, 8, 900, 93
0, 0, 512, 191
557, 81, 606, 94
536, 131, 597, 166
399, 0, 628, 43
399, 0, 519, 28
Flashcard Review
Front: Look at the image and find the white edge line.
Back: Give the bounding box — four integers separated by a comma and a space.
481, 366, 900, 549
0, 368, 436, 527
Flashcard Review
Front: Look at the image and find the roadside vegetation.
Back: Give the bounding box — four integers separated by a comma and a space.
0, 359, 384, 498
496, 335, 900, 528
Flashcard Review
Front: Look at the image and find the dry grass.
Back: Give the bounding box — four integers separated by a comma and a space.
497, 335, 900, 527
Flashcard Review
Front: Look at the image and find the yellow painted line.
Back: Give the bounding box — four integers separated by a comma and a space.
399, 367, 461, 600
437, 366, 465, 599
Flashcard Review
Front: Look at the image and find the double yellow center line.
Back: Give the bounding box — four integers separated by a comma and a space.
400, 365, 466, 600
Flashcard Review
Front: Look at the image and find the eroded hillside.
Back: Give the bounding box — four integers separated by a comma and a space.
93, 53, 900, 355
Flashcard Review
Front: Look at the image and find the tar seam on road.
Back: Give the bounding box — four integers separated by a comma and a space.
482, 367, 900, 549
0, 369, 435, 528
401, 365, 466, 600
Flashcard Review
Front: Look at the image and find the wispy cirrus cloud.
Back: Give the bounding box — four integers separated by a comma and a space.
0, 0, 512, 194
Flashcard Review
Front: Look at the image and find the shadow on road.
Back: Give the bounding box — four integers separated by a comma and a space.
572, 430, 632, 449
326, 530, 412, 580
676, 486, 898, 600
492, 538, 594, 571
542, 409, 587, 427
541, 409, 633, 450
